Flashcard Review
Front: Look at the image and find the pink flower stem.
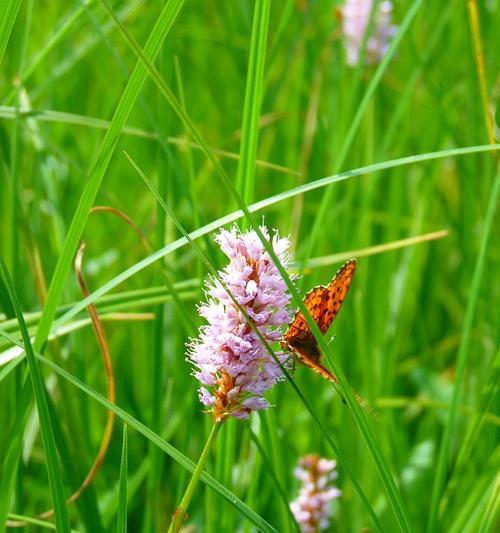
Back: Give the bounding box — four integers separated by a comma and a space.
167, 422, 222, 533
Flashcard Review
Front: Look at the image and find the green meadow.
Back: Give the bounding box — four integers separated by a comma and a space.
0, 1, 498, 532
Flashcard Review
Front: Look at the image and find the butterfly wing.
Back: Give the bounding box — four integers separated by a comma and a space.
285, 285, 326, 336
282, 285, 325, 364
282, 259, 356, 365
315, 259, 356, 334
284, 259, 356, 338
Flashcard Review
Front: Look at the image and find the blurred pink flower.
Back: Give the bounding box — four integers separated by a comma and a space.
341, 0, 397, 66
290, 455, 341, 533
187, 226, 292, 422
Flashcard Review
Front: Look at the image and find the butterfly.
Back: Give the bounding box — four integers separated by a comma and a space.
280, 259, 356, 384
281, 259, 375, 415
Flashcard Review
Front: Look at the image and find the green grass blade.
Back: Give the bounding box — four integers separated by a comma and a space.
6, 514, 82, 532
0, 105, 299, 176
447, 448, 500, 533
0, 0, 21, 66
116, 424, 128, 533
439, 347, 500, 517
248, 429, 300, 533
0, 259, 71, 532
32, 0, 185, 355
236, 0, 270, 206
0, 373, 29, 533
18, 0, 92, 85
476, 475, 500, 533
428, 170, 500, 531
96, 0, 229, 186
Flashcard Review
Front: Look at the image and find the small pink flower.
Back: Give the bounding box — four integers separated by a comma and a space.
341, 0, 398, 66
290, 455, 341, 533
187, 226, 293, 422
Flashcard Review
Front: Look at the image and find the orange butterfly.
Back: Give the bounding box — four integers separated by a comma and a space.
281, 259, 356, 383
281, 259, 374, 414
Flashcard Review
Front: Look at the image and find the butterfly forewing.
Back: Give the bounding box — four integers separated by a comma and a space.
284, 259, 356, 347
316, 259, 356, 333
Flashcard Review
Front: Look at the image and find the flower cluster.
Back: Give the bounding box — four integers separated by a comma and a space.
341, 0, 397, 67
187, 226, 292, 422
290, 455, 341, 533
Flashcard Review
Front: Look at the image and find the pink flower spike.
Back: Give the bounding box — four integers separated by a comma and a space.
290, 454, 341, 532
187, 225, 293, 422
341, 0, 398, 67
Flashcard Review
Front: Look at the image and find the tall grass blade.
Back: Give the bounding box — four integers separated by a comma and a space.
116, 424, 128, 533
0, 259, 71, 532
236, 0, 270, 206
0, 0, 21, 66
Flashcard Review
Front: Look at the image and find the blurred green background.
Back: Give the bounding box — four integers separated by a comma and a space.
0, 1, 498, 532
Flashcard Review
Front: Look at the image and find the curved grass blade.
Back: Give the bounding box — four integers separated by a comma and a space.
51, 144, 498, 333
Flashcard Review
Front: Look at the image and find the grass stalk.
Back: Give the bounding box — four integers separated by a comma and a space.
466, 0, 496, 147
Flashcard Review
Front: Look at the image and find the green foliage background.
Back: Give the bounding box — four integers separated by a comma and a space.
0, 1, 498, 532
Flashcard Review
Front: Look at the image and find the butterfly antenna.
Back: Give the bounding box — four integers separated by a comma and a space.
351, 388, 379, 420
310, 363, 377, 417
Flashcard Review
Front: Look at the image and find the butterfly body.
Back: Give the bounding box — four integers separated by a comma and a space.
281, 259, 357, 384
281, 331, 322, 364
